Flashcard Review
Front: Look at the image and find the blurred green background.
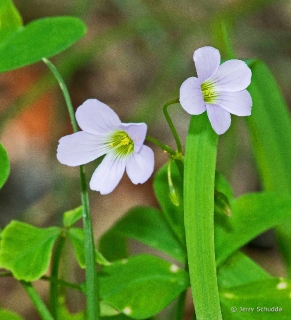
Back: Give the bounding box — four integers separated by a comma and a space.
0, 0, 290, 318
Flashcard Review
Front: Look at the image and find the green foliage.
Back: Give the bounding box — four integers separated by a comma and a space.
246, 60, 291, 275
153, 160, 185, 244
0, 309, 24, 320
218, 251, 271, 289
68, 227, 110, 268
221, 278, 291, 319
0, 17, 86, 73
0, 221, 61, 281
0, 0, 22, 42
216, 192, 291, 266
99, 206, 185, 263
99, 254, 189, 319
63, 206, 83, 228
0, 144, 10, 189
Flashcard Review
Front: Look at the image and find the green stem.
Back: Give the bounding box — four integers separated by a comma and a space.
42, 276, 82, 292
50, 235, 66, 319
0, 272, 82, 292
43, 58, 99, 319
21, 281, 54, 320
163, 98, 182, 153
146, 135, 176, 156
184, 113, 222, 319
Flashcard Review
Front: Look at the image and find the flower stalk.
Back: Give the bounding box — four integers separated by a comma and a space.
43, 58, 100, 319
163, 98, 182, 153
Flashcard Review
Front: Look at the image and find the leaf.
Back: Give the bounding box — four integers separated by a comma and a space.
63, 206, 82, 228
68, 228, 110, 268
0, 221, 61, 281
246, 60, 291, 275
0, 0, 22, 42
0, 16, 86, 73
215, 192, 291, 266
0, 309, 24, 320
99, 206, 185, 263
100, 301, 120, 317
153, 161, 185, 244
220, 278, 291, 319
0, 143, 10, 189
99, 254, 189, 319
218, 251, 271, 289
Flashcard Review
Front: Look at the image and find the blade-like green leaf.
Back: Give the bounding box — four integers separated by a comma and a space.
0, 16, 86, 73
0, 309, 24, 320
63, 206, 82, 228
0, 221, 61, 281
99, 206, 185, 263
99, 254, 189, 319
0, 143, 10, 189
0, 0, 22, 42
246, 60, 291, 275
220, 278, 291, 319
216, 192, 291, 266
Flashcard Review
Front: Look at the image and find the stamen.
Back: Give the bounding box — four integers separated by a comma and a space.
201, 81, 218, 104
108, 130, 134, 157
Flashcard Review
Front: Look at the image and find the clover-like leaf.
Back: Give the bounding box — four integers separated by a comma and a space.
0, 221, 61, 281
221, 278, 291, 319
215, 192, 291, 266
0, 144, 10, 189
99, 206, 185, 263
63, 206, 82, 228
68, 227, 110, 268
0, 16, 86, 73
99, 254, 189, 319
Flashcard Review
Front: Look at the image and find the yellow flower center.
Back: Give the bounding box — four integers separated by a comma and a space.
201, 81, 218, 104
109, 130, 134, 157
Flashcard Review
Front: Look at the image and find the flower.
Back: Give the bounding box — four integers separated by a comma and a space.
179, 46, 252, 134
57, 99, 154, 195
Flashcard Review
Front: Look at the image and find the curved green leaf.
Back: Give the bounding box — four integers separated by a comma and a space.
0, 221, 61, 281
216, 192, 291, 266
0, 143, 10, 188
99, 206, 185, 263
99, 254, 189, 319
0, 16, 86, 72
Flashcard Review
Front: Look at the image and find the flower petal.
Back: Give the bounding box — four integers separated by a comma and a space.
120, 123, 147, 153
76, 99, 121, 135
89, 153, 126, 195
179, 77, 206, 115
193, 46, 221, 82
206, 104, 231, 135
211, 60, 252, 92
126, 146, 154, 184
216, 90, 252, 116
57, 131, 109, 166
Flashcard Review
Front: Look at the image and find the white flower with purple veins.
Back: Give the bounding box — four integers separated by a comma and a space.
57, 99, 154, 195
180, 46, 252, 134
